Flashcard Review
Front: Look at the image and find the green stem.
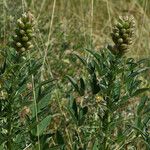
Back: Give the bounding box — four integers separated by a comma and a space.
6, 101, 12, 150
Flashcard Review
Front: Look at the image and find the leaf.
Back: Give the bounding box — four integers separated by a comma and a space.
38, 115, 52, 136
82, 106, 88, 116
56, 130, 64, 145
87, 61, 95, 74
67, 107, 78, 124
131, 88, 150, 97
66, 75, 80, 94
137, 96, 148, 115
72, 99, 78, 120
93, 140, 99, 150
128, 67, 150, 78
74, 53, 87, 66
79, 77, 85, 96
91, 73, 100, 95
135, 116, 142, 129
84, 48, 101, 62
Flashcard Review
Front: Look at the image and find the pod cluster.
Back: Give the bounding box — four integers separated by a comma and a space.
12, 12, 34, 54
111, 16, 135, 55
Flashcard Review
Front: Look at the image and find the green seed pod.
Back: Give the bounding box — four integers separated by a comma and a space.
21, 14, 28, 22
16, 42, 22, 47
123, 33, 128, 39
26, 41, 32, 47
121, 29, 126, 34
20, 30, 25, 35
118, 38, 123, 44
13, 35, 18, 40
22, 36, 28, 42
26, 29, 32, 34
20, 47, 26, 52
28, 33, 34, 38
120, 44, 128, 50
17, 19, 25, 28
28, 45, 34, 49
26, 22, 32, 28
115, 33, 119, 37
116, 23, 123, 29
123, 22, 129, 29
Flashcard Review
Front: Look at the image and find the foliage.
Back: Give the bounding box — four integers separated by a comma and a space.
0, 2, 149, 150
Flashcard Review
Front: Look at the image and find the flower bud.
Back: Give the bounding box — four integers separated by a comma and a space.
118, 38, 123, 44
12, 11, 35, 54
17, 19, 25, 28
20, 30, 25, 35
20, 47, 26, 52
110, 15, 135, 55
22, 36, 28, 42
16, 42, 22, 47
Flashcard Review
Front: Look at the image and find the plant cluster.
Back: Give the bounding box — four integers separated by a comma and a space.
0, 11, 149, 150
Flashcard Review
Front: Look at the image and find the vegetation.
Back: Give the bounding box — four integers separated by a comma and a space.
0, 0, 149, 149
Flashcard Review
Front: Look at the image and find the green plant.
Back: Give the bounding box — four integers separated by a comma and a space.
0, 12, 54, 150
0, 7, 149, 149
66, 16, 150, 149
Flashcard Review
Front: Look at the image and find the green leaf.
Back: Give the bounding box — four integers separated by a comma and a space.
131, 88, 150, 97
128, 67, 150, 78
38, 115, 52, 136
79, 77, 85, 96
56, 130, 64, 145
93, 140, 99, 150
74, 53, 87, 66
87, 61, 95, 74
66, 75, 80, 94
72, 99, 78, 120
137, 96, 148, 115
91, 73, 100, 95
67, 107, 78, 124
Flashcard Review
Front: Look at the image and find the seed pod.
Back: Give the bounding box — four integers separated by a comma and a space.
123, 22, 129, 29
121, 29, 126, 34
118, 38, 123, 44
28, 45, 34, 49
20, 30, 25, 35
117, 23, 123, 29
13, 35, 18, 40
16, 42, 22, 47
22, 36, 28, 42
20, 47, 26, 52
120, 44, 128, 50
123, 34, 128, 39
26, 41, 32, 47
17, 19, 25, 28
115, 33, 119, 37
26, 29, 32, 34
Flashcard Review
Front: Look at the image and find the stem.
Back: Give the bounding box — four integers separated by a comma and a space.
102, 109, 109, 150
6, 101, 12, 150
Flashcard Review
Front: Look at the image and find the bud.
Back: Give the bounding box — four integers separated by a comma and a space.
16, 42, 22, 47
110, 15, 135, 55
118, 38, 123, 44
20, 30, 25, 35
12, 11, 35, 54
20, 47, 26, 52
22, 36, 28, 42
28, 44, 34, 49
17, 19, 25, 28
26, 41, 32, 47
